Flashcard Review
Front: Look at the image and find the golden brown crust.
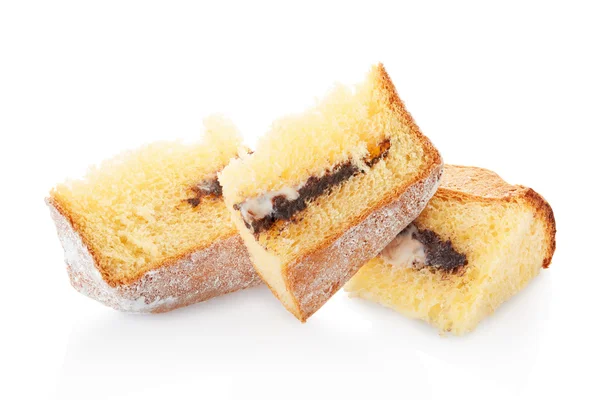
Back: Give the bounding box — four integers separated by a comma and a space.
437, 165, 556, 269
278, 64, 444, 321
521, 188, 556, 268
47, 200, 261, 312
376, 64, 443, 177
439, 165, 524, 198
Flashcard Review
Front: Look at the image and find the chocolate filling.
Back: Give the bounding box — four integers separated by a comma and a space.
365, 139, 391, 167
185, 178, 223, 208
235, 139, 391, 234
402, 224, 467, 272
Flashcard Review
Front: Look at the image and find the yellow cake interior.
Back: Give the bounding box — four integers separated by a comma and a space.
50, 115, 243, 286
345, 166, 553, 334
219, 64, 439, 317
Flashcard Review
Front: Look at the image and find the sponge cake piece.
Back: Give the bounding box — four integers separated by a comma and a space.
47, 116, 261, 312
219, 64, 443, 321
345, 165, 556, 334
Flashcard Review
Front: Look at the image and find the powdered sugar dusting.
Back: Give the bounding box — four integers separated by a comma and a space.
47, 200, 261, 313
286, 163, 443, 320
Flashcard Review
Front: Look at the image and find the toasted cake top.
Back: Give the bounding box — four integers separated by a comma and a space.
439, 165, 526, 199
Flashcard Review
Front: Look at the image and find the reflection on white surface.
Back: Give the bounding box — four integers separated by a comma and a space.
56, 272, 551, 400
346, 271, 553, 398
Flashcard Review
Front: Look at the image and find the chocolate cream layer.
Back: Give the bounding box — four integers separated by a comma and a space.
234, 139, 391, 235
380, 224, 467, 273
186, 176, 223, 208
186, 150, 255, 208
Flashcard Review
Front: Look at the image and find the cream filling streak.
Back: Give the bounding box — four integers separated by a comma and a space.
380, 225, 426, 268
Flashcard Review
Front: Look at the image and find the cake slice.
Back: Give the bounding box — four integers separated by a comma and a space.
219, 64, 442, 321
345, 165, 556, 334
47, 116, 261, 313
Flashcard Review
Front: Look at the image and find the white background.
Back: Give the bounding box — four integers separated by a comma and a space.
1, 1, 598, 399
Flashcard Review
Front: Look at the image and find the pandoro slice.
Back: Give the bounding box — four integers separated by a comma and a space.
219, 64, 442, 321
47, 116, 261, 313
345, 165, 556, 334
